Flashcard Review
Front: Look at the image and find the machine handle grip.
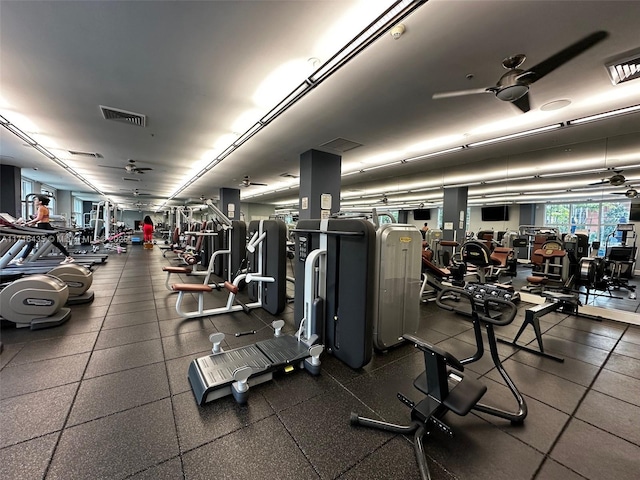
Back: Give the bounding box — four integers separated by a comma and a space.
478, 297, 517, 326
436, 287, 471, 311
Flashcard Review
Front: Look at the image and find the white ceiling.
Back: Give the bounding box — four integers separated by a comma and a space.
1, 0, 640, 212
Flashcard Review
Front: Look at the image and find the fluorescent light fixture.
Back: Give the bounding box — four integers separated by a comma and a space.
5, 123, 37, 145
483, 175, 534, 184
538, 168, 606, 178
341, 170, 362, 177
308, 0, 424, 84
467, 124, 563, 147
567, 104, 640, 125
404, 146, 463, 162
260, 81, 310, 124
216, 145, 236, 161
362, 160, 403, 172
233, 122, 263, 146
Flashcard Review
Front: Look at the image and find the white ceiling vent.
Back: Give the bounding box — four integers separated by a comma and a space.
320, 137, 363, 152
100, 105, 146, 127
605, 48, 640, 85
68, 150, 103, 158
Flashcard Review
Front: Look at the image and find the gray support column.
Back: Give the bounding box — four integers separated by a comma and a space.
397, 210, 408, 223
519, 204, 536, 227
442, 186, 468, 243
0, 164, 21, 218
56, 190, 72, 220
220, 188, 241, 221
299, 149, 341, 220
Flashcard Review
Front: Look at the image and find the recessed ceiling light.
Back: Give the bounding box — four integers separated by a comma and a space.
540, 99, 572, 111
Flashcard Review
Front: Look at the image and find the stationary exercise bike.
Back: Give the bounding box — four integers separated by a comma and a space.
351, 287, 526, 480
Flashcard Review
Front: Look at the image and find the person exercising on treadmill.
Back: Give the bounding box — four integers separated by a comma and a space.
16, 195, 74, 265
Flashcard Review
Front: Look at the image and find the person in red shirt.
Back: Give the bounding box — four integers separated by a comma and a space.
142, 215, 154, 243
16, 195, 74, 264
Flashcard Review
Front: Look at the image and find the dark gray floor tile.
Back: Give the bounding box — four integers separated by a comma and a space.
0, 383, 77, 448
510, 348, 601, 387
278, 388, 392, 479
156, 306, 183, 321
550, 418, 640, 480
102, 309, 158, 329
158, 316, 214, 337
536, 458, 592, 480
110, 292, 155, 306
107, 300, 158, 316
558, 316, 626, 339
165, 351, 208, 395
173, 389, 275, 452
91, 288, 117, 299
604, 352, 640, 379
484, 358, 587, 414
95, 322, 161, 350
65, 303, 110, 319
68, 363, 170, 426
126, 457, 184, 480
591, 368, 640, 407
1, 316, 103, 346
575, 389, 640, 446
613, 339, 640, 360
161, 329, 220, 361
8, 332, 98, 366
0, 341, 23, 368
84, 339, 164, 378
476, 376, 569, 453
530, 335, 610, 367
337, 436, 452, 480
47, 399, 179, 480
182, 415, 317, 480
621, 326, 640, 346
546, 324, 620, 350
0, 353, 89, 399
0, 433, 58, 480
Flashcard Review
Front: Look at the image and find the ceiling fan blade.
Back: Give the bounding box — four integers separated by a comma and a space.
432, 88, 494, 99
250, 182, 268, 186
135, 167, 153, 171
588, 180, 609, 186
98, 165, 124, 169
516, 31, 608, 84
511, 92, 531, 113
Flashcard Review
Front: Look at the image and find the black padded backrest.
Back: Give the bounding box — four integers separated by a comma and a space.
462, 240, 492, 267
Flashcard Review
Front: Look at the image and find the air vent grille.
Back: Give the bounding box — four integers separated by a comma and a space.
320, 137, 363, 152
68, 150, 103, 158
100, 105, 147, 127
606, 50, 640, 85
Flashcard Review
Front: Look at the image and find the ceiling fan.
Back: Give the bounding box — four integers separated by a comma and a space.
589, 169, 627, 186
239, 175, 267, 187
612, 186, 638, 199
99, 159, 153, 174
432, 31, 608, 113
119, 188, 151, 196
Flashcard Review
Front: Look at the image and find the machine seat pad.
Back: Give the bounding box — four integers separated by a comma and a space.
442, 372, 487, 416
440, 240, 459, 247
526, 276, 548, 284
172, 283, 212, 292
224, 281, 239, 294
534, 248, 566, 258
163, 266, 192, 274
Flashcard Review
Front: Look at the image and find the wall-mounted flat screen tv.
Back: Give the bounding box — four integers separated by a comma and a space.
413, 209, 431, 221
481, 205, 509, 222
629, 203, 640, 221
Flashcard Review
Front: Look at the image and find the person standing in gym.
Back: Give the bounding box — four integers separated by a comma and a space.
142, 215, 154, 243
16, 195, 74, 264
421, 222, 429, 240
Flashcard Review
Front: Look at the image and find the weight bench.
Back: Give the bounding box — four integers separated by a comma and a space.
162, 265, 192, 290
497, 290, 579, 362
188, 320, 323, 405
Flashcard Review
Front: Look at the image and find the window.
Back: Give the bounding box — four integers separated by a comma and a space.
544, 201, 631, 255
20, 178, 33, 219
73, 197, 84, 227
